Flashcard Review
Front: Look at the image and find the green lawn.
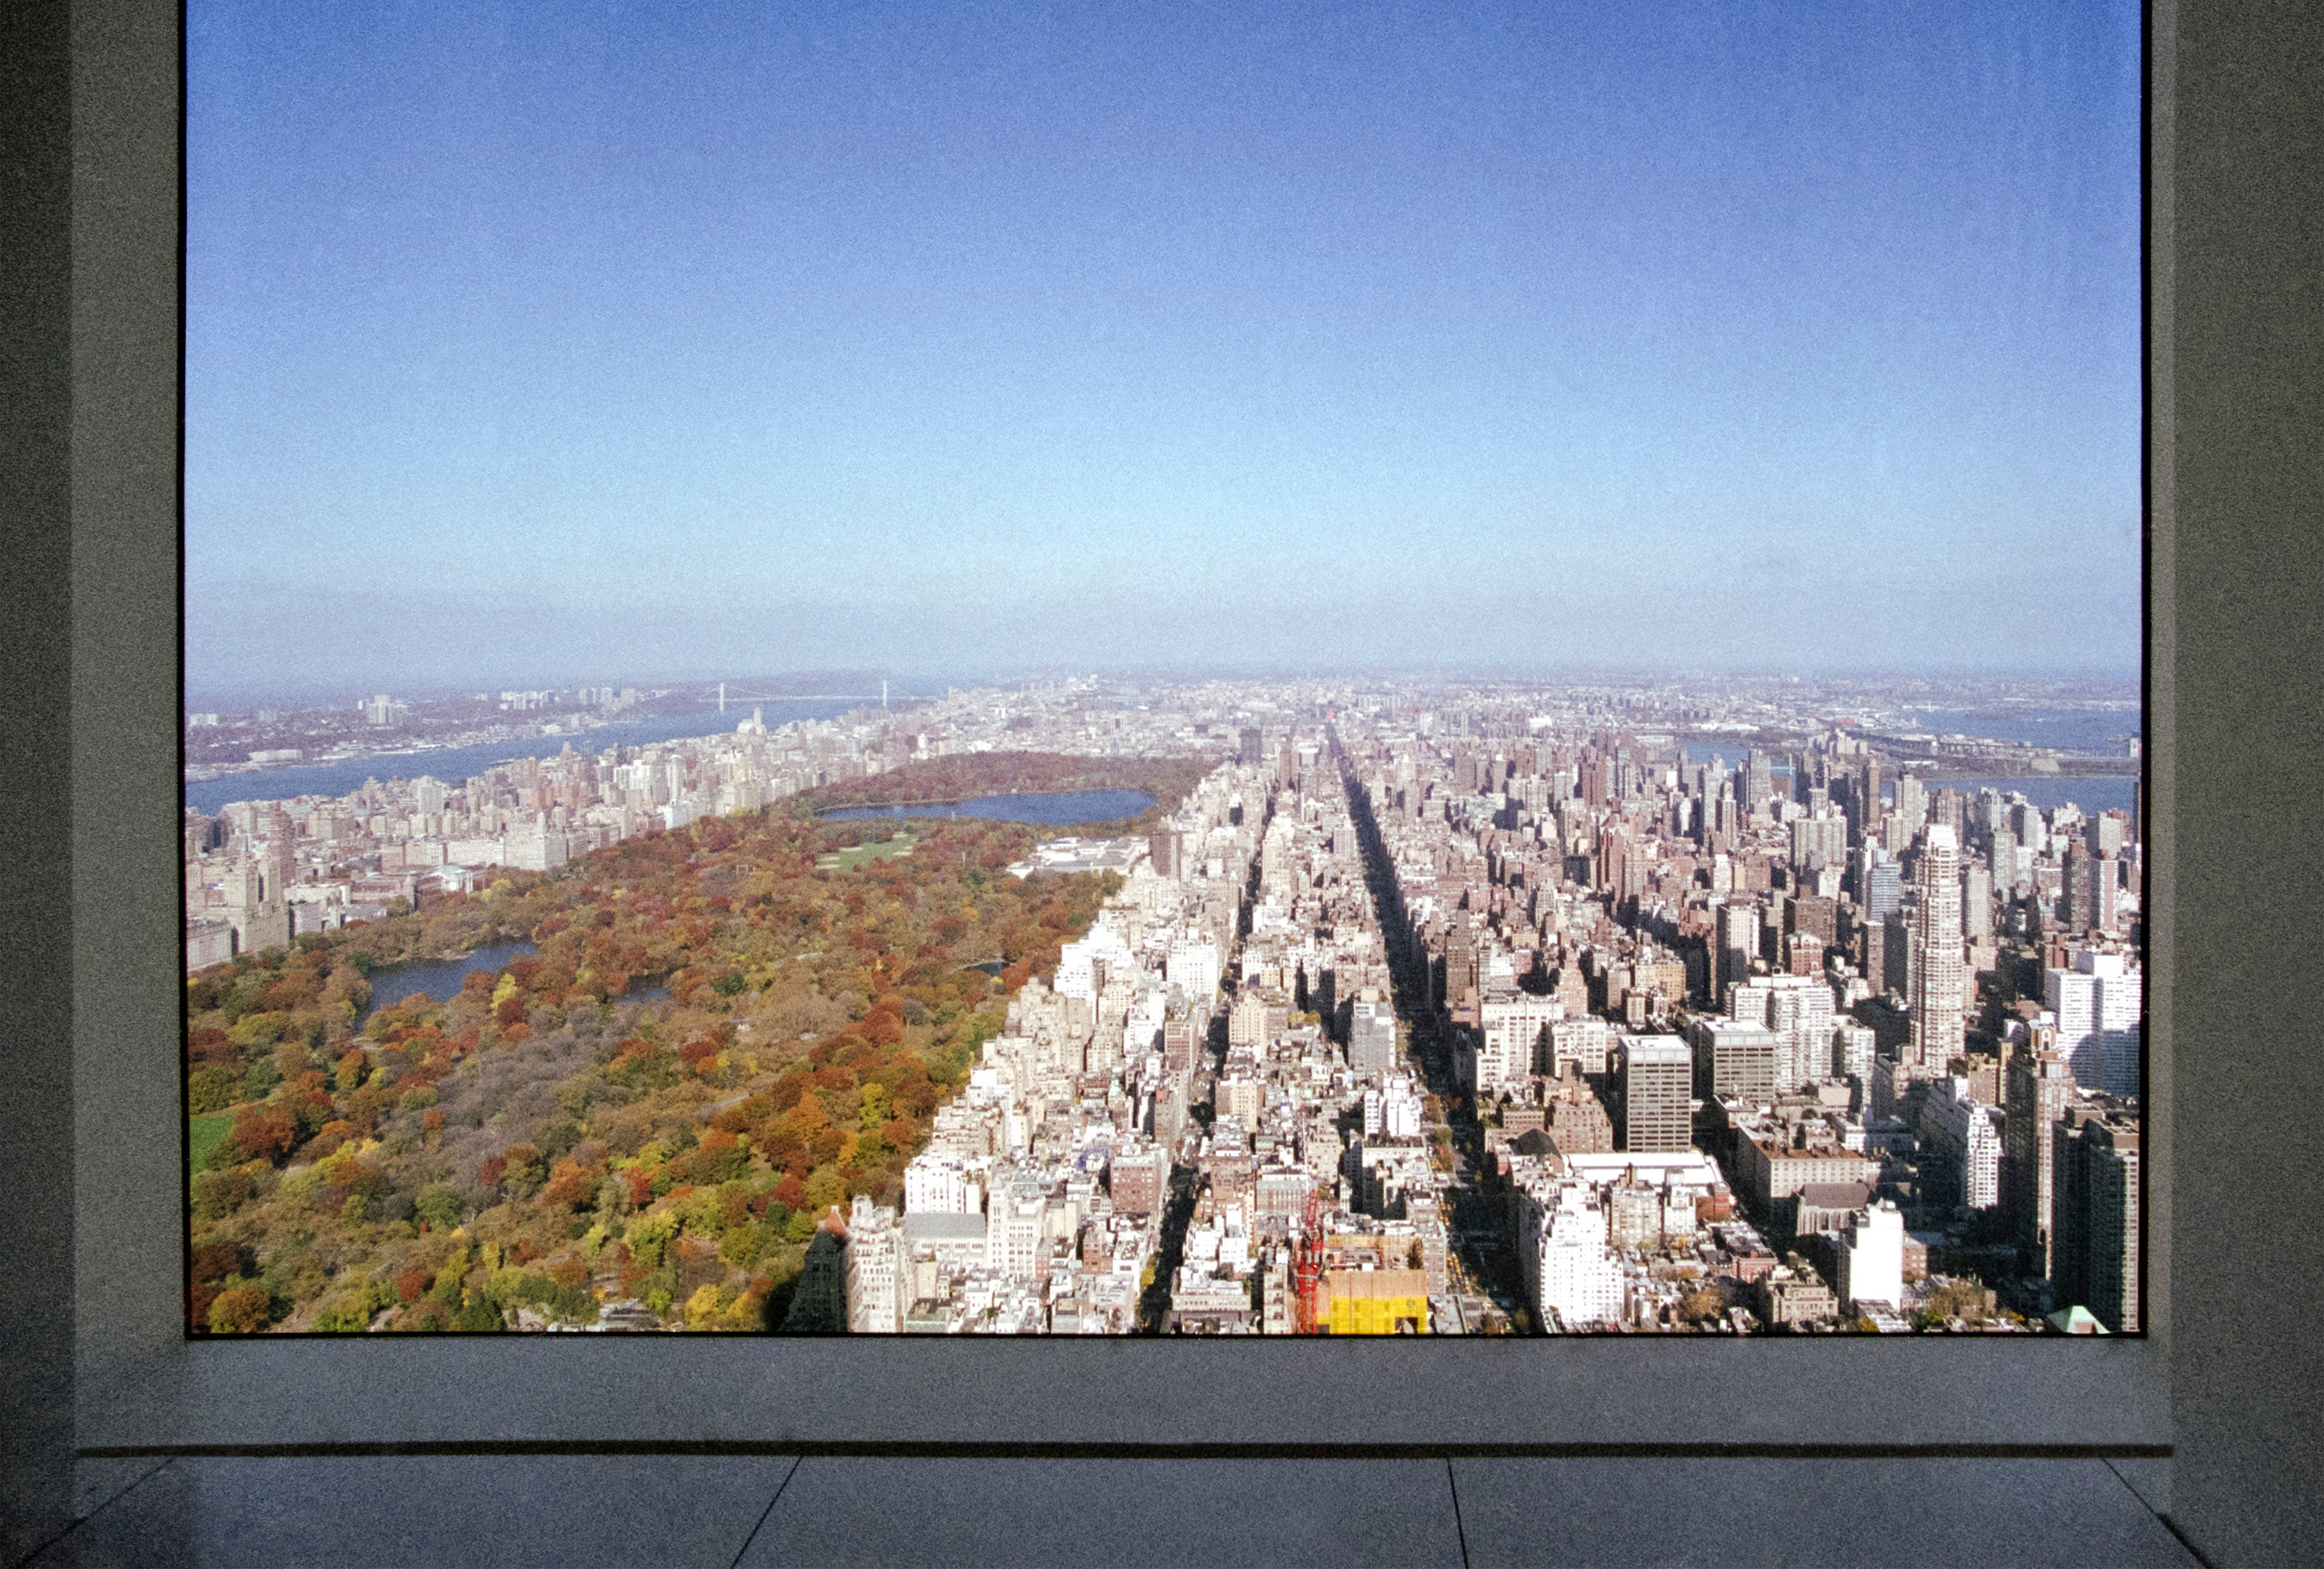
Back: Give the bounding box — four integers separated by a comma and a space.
816, 834, 918, 872
189, 1110, 233, 1171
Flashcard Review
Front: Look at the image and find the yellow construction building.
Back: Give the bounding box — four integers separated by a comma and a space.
1316, 1267, 1430, 1334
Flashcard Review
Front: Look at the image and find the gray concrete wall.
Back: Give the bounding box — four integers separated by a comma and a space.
2169, 1, 2324, 1563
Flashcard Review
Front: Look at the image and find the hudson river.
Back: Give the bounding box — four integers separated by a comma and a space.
185, 701, 858, 814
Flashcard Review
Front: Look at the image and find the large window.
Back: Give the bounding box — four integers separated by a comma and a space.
74, 0, 2162, 1454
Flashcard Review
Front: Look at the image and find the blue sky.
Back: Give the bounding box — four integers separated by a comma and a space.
187, 0, 2142, 700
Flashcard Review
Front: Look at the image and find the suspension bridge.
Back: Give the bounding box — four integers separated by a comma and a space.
702, 680, 933, 713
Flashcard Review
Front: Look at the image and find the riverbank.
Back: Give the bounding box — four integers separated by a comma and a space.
184, 700, 864, 814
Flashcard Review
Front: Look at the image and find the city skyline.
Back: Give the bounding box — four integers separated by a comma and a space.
180, 3, 2147, 1344
188, 0, 2140, 693
180, 674, 2146, 1337
184, 659, 2145, 715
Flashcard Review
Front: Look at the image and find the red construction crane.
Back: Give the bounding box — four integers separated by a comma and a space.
1295, 1185, 1323, 1335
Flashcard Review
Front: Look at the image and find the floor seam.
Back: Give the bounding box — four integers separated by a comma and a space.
1445, 1457, 1472, 1569
74, 1457, 174, 1524
726, 1454, 804, 1569
16, 1458, 177, 1568
2153, 1512, 2220, 1569
2101, 1458, 2216, 1569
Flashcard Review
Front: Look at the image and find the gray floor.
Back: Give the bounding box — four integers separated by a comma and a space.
19, 1455, 2201, 1568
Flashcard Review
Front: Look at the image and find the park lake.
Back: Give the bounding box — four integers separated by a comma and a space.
818, 788, 1152, 825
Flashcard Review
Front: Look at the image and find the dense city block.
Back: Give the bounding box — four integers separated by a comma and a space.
184, 675, 2140, 1335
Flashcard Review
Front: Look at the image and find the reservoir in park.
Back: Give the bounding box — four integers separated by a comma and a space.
819, 789, 1153, 825
356, 942, 679, 1022
356, 941, 536, 1022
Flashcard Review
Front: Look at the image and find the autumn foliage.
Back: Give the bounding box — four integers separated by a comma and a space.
184, 810, 1118, 1333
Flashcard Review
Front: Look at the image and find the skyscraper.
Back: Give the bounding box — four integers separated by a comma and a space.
1881, 908, 1913, 999
1789, 811, 1847, 876
1863, 852, 1903, 922
2062, 841, 2102, 932
1442, 919, 1481, 1019
1837, 1199, 1906, 1310
2045, 949, 2144, 1098
1688, 1016, 1779, 1100
1894, 773, 1927, 838
1616, 1034, 1693, 1154
1961, 862, 1993, 941
1989, 828, 2020, 890
1786, 893, 1838, 945
1742, 749, 1774, 822
1349, 999, 1400, 1075
2052, 1109, 2141, 1333
843, 1195, 903, 1333
2004, 1032, 2075, 1278
1713, 900, 1762, 1011
1910, 824, 1965, 1072
1932, 785, 1965, 841
1731, 974, 1835, 1092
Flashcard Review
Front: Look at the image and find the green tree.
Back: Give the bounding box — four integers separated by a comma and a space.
803, 1165, 844, 1214
414, 1182, 462, 1230
682, 1284, 725, 1329
207, 1285, 272, 1334
314, 1277, 392, 1332
720, 1221, 772, 1270
191, 1168, 258, 1223
187, 1067, 240, 1115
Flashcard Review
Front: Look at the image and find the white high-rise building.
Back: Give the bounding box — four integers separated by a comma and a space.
903, 1153, 985, 1216
2047, 949, 2144, 1098
1477, 993, 1563, 1097
1121, 984, 1168, 1062
1731, 975, 1835, 1092
1349, 999, 1399, 1075
985, 1183, 1047, 1279
1164, 938, 1222, 1003
1837, 1199, 1906, 1310
1519, 1182, 1626, 1331
1910, 824, 1965, 1071
1922, 1078, 2006, 1211
1617, 1034, 1694, 1154
1056, 921, 1136, 1006
1894, 774, 1928, 838
1834, 1022, 1877, 1088
504, 815, 569, 872
1714, 900, 1761, 1010
1961, 862, 1993, 940
1363, 1073, 1424, 1139
1549, 1017, 1614, 1078
2010, 800, 2047, 859
843, 1195, 903, 1333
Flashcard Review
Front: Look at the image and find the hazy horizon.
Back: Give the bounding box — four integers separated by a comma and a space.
188, 0, 2142, 696
184, 660, 2142, 716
